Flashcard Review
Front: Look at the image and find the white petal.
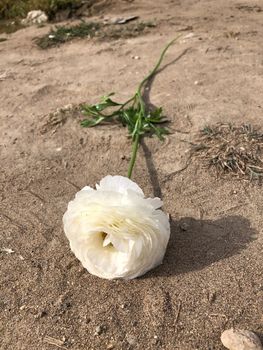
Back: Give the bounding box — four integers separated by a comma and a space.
110, 235, 130, 253
96, 175, 144, 196
75, 185, 94, 199
146, 197, 163, 209
102, 234, 111, 247
81, 186, 94, 192
63, 175, 171, 280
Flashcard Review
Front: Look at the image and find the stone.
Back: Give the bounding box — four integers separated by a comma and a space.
22, 11, 48, 25
94, 325, 102, 335
221, 328, 263, 350
126, 334, 137, 346
94, 325, 106, 336
179, 222, 189, 231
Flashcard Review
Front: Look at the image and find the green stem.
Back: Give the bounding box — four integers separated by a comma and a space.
127, 133, 140, 179
127, 36, 181, 179
119, 95, 136, 111
136, 91, 145, 116
137, 35, 181, 94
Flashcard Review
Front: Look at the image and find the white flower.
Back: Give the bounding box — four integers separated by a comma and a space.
63, 175, 170, 279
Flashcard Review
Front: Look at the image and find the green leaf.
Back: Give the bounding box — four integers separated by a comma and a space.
149, 123, 170, 140
101, 93, 122, 107
81, 115, 105, 127
78, 37, 181, 180
81, 93, 122, 121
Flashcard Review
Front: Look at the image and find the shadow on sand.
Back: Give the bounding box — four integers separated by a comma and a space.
139, 46, 257, 278
141, 129, 257, 278
150, 215, 257, 277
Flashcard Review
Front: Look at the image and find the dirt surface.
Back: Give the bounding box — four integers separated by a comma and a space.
1, 0, 263, 349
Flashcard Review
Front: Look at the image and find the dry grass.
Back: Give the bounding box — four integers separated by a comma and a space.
0, 0, 81, 19
35, 21, 100, 49
35, 20, 155, 49
194, 123, 263, 183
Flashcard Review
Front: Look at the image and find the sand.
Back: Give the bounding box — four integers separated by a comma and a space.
0, 0, 263, 349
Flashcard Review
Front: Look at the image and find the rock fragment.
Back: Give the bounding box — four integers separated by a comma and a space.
221, 328, 263, 350
22, 11, 48, 25
126, 334, 137, 346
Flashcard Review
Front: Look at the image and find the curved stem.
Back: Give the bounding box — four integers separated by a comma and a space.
127, 133, 140, 179
136, 91, 145, 117
119, 95, 136, 110
127, 36, 181, 179
137, 35, 181, 94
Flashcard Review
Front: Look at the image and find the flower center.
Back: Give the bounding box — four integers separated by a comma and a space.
101, 231, 113, 248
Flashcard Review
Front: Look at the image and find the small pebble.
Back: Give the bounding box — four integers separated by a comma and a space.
221, 328, 263, 350
126, 334, 137, 346
94, 325, 106, 336
179, 222, 189, 231
120, 303, 128, 309
184, 32, 195, 39
208, 291, 217, 303
62, 104, 73, 111
39, 310, 47, 318
1, 248, 14, 254
94, 326, 102, 336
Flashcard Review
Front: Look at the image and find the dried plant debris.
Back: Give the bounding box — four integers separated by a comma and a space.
236, 4, 262, 12
40, 103, 81, 134
193, 123, 263, 183
43, 335, 67, 349
35, 20, 156, 49
35, 21, 100, 49
99, 21, 156, 41
0, 20, 25, 34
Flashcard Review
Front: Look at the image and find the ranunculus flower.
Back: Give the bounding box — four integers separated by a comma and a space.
63, 175, 170, 279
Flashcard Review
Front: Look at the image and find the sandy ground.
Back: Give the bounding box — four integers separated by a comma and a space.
0, 0, 263, 349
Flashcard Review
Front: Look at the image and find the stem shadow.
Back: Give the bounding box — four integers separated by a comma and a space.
142, 48, 190, 111
141, 139, 162, 198
140, 48, 190, 197
138, 49, 257, 279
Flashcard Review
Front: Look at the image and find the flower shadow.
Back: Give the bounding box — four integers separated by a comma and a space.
258, 333, 263, 344
147, 215, 257, 277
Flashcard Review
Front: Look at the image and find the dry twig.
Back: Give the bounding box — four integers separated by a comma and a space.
44, 336, 67, 349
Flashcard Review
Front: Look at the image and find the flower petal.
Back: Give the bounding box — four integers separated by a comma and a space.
63, 175, 170, 280
102, 234, 112, 247
81, 186, 94, 192
146, 197, 163, 209
96, 175, 144, 196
